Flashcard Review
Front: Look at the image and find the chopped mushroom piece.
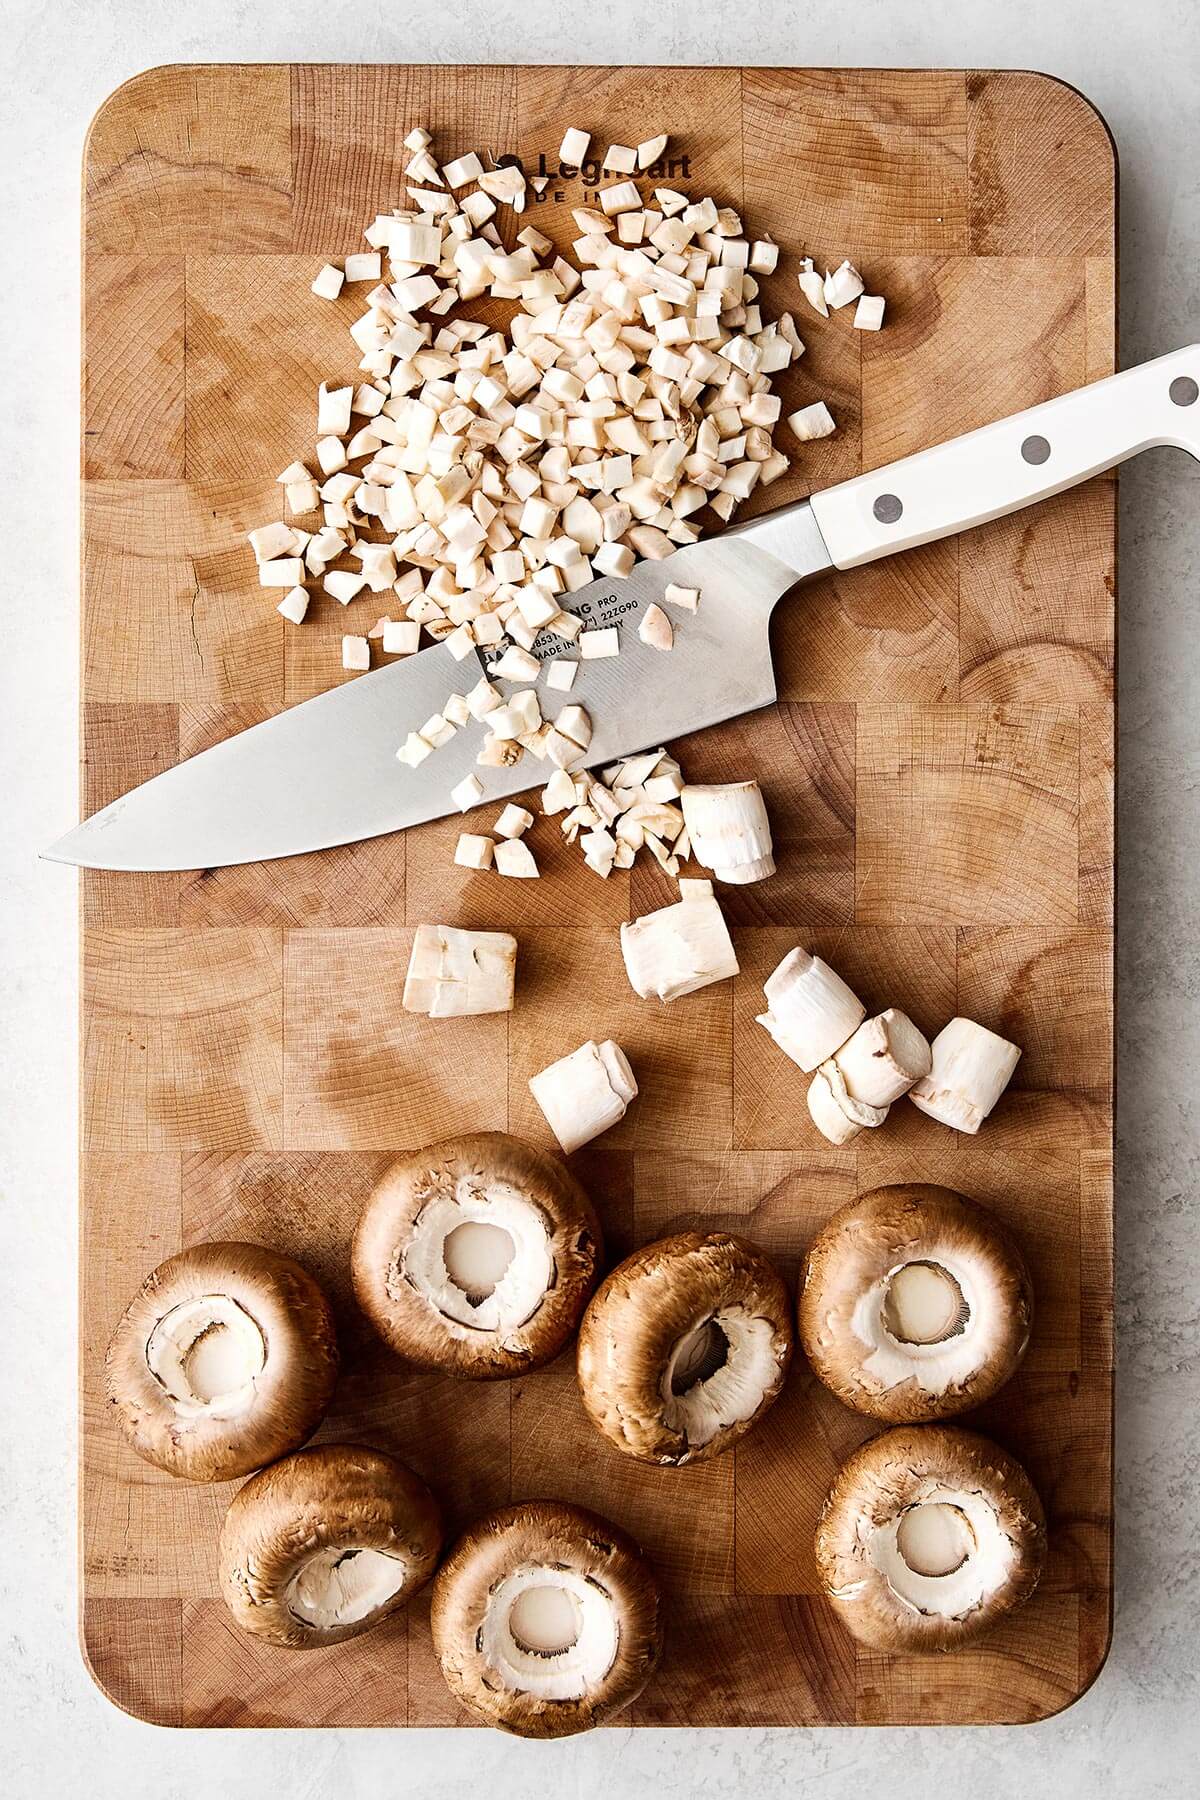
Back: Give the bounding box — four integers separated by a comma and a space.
342, 634, 370, 671
276, 586, 309, 625
442, 151, 484, 189
662, 583, 699, 612
492, 644, 542, 683
455, 833, 495, 871
450, 773, 484, 813
259, 558, 304, 588
680, 780, 774, 883
636, 133, 668, 168
546, 659, 578, 692
494, 804, 534, 839
311, 263, 344, 300
854, 294, 886, 331
638, 603, 673, 652
756, 945, 865, 1072
787, 402, 837, 442
824, 259, 865, 310
495, 839, 539, 878
796, 257, 829, 317
908, 1019, 1021, 1135
579, 627, 619, 660
344, 251, 382, 283
559, 127, 591, 166
382, 619, 420, 655
403, 923, 517, 1017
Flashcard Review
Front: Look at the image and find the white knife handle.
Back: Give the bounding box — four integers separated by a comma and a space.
808, 345, 1200, 571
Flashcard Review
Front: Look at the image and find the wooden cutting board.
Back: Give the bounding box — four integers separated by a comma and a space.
79, 64, 1116, 1728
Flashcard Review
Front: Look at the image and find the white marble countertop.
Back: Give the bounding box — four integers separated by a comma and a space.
3, 1, 1198, 1793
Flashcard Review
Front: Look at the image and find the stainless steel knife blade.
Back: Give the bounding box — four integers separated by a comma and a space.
43, 503, 832, 871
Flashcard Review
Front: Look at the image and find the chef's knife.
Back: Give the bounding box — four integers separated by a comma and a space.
45, 345, 1200, 871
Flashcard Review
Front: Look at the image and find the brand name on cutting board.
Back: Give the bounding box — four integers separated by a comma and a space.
497, 150, 693, 200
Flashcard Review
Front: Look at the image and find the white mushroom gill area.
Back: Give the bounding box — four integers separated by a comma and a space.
285, 1547, 408, 1630
145, 1294, 266, 1418
660, 1305, 778, 1450
868, 1485, 1014, 1618
481, 1565, 618, 1699
850, 1255, 985, 1396
402, 1178, 552, 1337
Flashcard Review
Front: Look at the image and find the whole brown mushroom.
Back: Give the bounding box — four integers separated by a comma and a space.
577, 1231, 793, 1464
431, 1500, 662, 1736
352, 1132, 602, 1378
800, 1184, 1032, 1422
219, 1443, 442, 1648
105, 1241, 338, 1482
815, 1424, 1046, 1652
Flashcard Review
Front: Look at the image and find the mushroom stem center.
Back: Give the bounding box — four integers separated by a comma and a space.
509, 1583, 582, 1654
443, 1221, 516, 1302
670, 1317, 729, 1393
882, 1261, 967, 1345
146, 1294, 266, 1409
896, 1502, 975, 1578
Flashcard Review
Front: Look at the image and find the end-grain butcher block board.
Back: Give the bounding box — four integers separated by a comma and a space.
79, 64, 1115, 1728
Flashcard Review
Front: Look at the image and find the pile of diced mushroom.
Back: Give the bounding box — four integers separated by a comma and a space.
247, 124, 884, 699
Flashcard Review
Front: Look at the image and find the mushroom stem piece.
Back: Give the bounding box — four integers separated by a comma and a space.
529, 1038, 638, 1154
756, 946, 866, 1072
620, 879, 739, 1001
908, 1017, 1021, 1134
679, 780, 775, 885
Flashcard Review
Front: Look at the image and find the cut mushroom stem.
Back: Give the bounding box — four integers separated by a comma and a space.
815, 1425, 1046, 1652
105, 1243, 338, 1482
529, 1039, 638, 1155
756, 946, 866, 1072
219, 1444, 442, 1648
830, 1008, 932, 1107
908, 1017, 1021, 1134
402, 923, 517, 1017
430, 1500, 662, 1736
680, 780, 775, 885
620, 879, 739, 1001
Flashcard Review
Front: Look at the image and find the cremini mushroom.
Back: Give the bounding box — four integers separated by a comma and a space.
815, 1425, 1046, 1651
431, 1500, 662, 1736
800, 1185, 1032, 1421
351, 1133, 602, 1378
577, 1231, 793, 1464
105, 1242, 339, 1482
218, 1443, 442, 1648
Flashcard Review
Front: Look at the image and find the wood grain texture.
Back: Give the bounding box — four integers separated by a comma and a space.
79, 64, 1116, 1729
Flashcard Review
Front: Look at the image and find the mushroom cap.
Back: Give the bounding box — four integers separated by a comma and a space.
815, 1424, 1046, 1652
105, 1241, 339, 1482
430, 1499, 662, 1736
800, 1184, 1032, 1421
351, 1132, 602, 1378
218, 1443, 443, 1648
577, 1231, 793, 1464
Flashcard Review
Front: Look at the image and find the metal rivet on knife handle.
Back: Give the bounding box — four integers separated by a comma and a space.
872, 493, 903, 524
1020, 435, 1051, 465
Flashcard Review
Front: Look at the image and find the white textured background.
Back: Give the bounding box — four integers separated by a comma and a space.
2, 2, 1197, 1794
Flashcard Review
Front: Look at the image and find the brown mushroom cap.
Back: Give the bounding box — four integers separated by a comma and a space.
351, 1132, 602, 1378
576, 1231, 793, 1465
800, 1184, 1032, 1422
815, 1424, 1046, 1652
218, 1443, 443, 1648
430, 1499, 662, 1736
105, 1241, 339, 1482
